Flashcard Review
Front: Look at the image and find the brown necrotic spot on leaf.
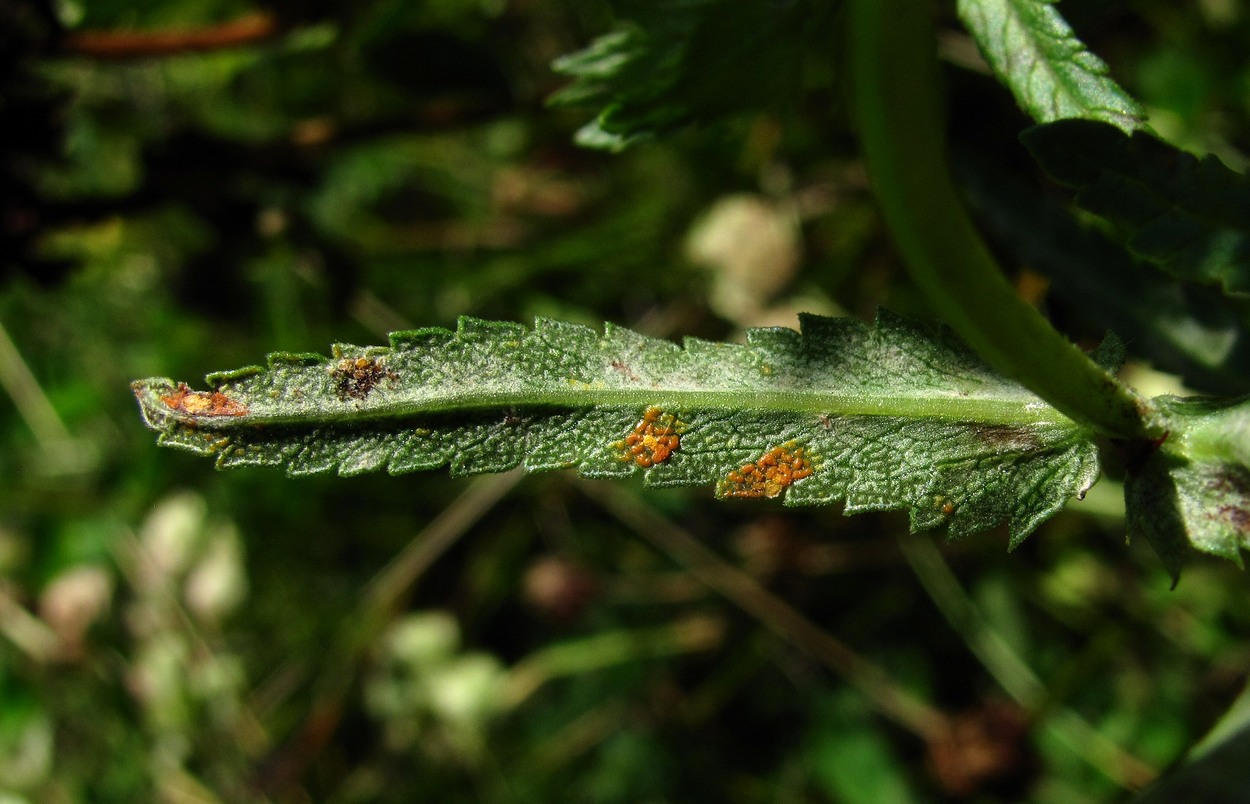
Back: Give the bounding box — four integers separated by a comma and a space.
973, 424, 1043, 452
1206, 466, 1250, 533
719, 442, 814, 499
330, 356, 396, 401
1216, 504, 1250, 533
1209, 465, 1250, 496
160, 384, 248, 418
614, 407, 681, 468
609, 358, 640, 382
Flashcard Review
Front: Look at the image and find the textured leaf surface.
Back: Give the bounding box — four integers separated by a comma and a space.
1023, 119, 1250, 297
549, 0, 832, 150
133, 313, 1100, 546
1126, 396, 1250, 580
957, 0, 1143, 131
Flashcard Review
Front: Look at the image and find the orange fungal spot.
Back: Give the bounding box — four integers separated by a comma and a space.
160, 384, 248, 418
718, 442, 814, 499
614, 407, 682, 467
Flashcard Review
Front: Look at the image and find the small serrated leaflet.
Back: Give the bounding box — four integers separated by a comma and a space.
957, 0, 1143, 131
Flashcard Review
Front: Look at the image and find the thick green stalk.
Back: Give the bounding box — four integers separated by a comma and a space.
846, 0, 1156, 440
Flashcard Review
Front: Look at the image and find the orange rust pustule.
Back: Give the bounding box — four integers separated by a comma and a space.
719, 443, 814, 499
331, 356, 396, 401
614, 407, 681, 468
160, 384, 248, 417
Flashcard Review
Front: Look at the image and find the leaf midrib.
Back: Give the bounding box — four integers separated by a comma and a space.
167, 386, 1074, 429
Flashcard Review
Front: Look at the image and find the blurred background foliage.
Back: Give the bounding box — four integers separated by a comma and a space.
0, 0, 1248, 801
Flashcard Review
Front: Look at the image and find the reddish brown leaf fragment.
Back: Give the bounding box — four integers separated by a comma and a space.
160, 384, 249, 418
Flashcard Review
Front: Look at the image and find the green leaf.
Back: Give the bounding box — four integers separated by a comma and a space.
549, 0, 832, 150
1126, 396, 1250, 581
132, 312, 1100, 547
958, 151, 1250, 397
1023, 119, 1250, 297
956, 0, 1144, 131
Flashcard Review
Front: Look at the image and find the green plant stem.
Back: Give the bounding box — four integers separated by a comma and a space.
499, 615, 725, 709
846, 0, 1156, 441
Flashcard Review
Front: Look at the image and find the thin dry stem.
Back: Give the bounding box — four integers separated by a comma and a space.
579, 481, 951, 741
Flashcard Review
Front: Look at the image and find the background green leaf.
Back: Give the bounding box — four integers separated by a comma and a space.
1126, 396, 1250, 579
550, 0, 835, 150
1023, 119, 1250, 297
959, 151, 1250, 397
957, 0, 1144, 131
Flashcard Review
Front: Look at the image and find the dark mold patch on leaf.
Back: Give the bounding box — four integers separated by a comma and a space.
331, 357, 397, 401
973, 424, 1044, 452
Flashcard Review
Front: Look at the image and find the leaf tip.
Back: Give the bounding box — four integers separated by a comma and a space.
132, 377, 178, 430
132, 377, 251, 432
